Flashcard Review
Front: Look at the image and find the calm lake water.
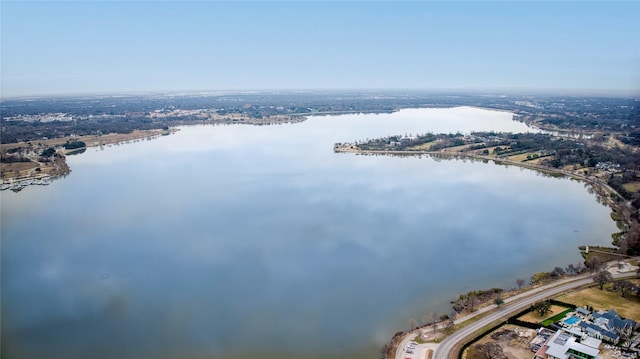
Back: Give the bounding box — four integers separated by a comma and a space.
1, 107, 617, 359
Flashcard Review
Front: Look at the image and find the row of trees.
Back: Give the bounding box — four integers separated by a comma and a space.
593, 267, 640, 299
451, 288, 504, 314
524, 262, 586, 287
452, 258, 637, 319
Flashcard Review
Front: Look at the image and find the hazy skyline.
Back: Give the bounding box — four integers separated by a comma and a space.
1, 1, 639, 98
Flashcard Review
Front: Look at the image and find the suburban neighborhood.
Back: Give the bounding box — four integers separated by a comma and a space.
531, 307, 639, 359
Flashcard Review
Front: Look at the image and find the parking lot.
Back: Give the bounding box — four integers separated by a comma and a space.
400, 340, 437, 359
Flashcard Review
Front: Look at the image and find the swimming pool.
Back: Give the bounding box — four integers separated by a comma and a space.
564, 315, 580, 325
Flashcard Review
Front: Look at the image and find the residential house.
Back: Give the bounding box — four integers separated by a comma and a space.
592, 309, 638, 338
578, 321, 619, 344
533, 330, 602, 359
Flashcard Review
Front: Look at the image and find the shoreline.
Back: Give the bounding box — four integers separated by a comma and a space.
334, 146, 623, 209
1, 114, 306, 191
1, 128, 176, 191
2, 107, 636, 358
335, 147, 639, 358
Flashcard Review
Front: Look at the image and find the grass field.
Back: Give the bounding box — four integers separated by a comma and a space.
517, 305, 570, 324
408, 141, 436, 150
506, 153, 536, 162
1, 161, 38, 178
622, 182, 640, 193
439, 144, 474, 152
555, 281, 640, 321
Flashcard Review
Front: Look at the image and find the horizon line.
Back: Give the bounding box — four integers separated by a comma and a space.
2, 87, 639, 100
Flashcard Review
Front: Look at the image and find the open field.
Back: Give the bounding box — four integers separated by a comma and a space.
555, 280, 640, 321
525, 157, 547, 165
1, 128, 172, 152
506, 153, 530, 161
1, 161, 39, 177
408, 141, 436, 150
467, 146, 498, 155
622, 182, 640, 193
517, 305, 571, 324
440, 144, 476, 153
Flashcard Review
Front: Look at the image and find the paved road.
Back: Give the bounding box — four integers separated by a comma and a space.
433, 276, 593, 359
395, 264, 638, 359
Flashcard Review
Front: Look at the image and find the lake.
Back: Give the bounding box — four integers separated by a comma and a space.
1, 107, 617, 359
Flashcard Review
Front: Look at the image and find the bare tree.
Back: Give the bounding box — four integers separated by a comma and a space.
474, 342, 507, 359
432, 311, 438, 334
447, 311, 456, 328
587, 257, 603, 273
565, 263, 577, 275
516, 278, 525, 290
551, 266, 566, 278
408, 318, 418, 330
612, 279, 633, 297
593, 269, 613, 290
379, 343, 392, 359
468, 294, 478, 312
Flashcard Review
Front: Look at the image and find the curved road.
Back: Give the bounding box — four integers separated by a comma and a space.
395, 265, 637, 359
435, 271, 636, 359
434, 276, 593, 359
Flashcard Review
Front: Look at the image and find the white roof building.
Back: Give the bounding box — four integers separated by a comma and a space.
537, 330, 601, 359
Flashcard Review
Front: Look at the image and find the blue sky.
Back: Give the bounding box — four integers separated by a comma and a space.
1, 1, 639, 97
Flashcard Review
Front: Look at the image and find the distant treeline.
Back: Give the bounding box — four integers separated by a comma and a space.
2, 92, 637, 142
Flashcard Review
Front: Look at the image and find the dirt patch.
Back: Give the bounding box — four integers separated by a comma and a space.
490, 329, 519, 341
418, 328, 445, 342
464, 325, 535, 359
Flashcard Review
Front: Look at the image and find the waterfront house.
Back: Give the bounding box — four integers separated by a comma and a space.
575, 307, 591, 318
578, 321, 619, 344
533, 330, 602, 359
592, 309, 638, 337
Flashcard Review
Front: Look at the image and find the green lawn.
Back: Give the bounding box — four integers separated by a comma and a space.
541, 308, 573, 326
